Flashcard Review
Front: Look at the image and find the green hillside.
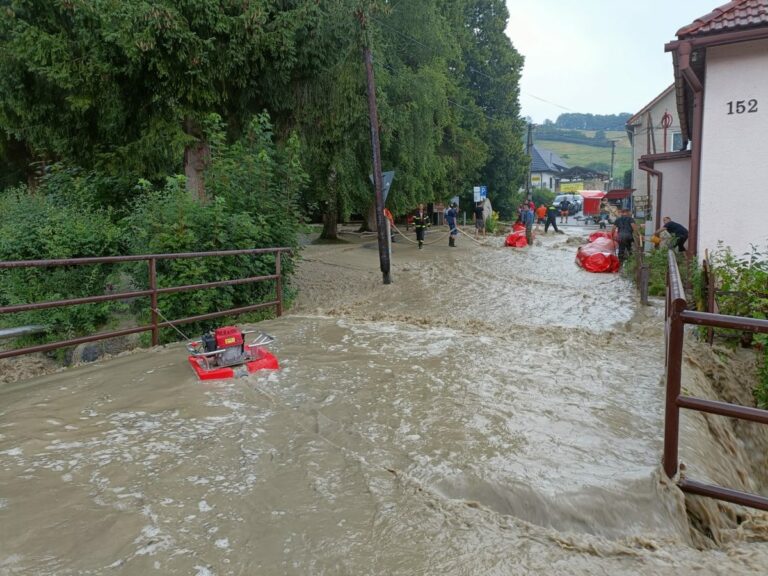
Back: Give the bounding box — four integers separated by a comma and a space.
535, 130, 632, 182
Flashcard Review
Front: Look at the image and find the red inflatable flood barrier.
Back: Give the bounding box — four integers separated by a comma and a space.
588, 231, 613, 243
576, 236, 620, 273
505, 230, 528, 247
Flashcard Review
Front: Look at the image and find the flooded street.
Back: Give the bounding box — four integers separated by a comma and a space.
2, 225, 767, 575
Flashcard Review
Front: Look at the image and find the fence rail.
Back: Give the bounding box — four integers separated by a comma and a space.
0, 248, 290, 360
664, 250, 768, 511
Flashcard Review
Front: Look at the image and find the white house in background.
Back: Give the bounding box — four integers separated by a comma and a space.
530, 144, 569, 191
662, 0, 768, 258
625, 84, 684, 218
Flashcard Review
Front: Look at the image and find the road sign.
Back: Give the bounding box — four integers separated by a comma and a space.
473, 185, 487, 202
370, 170, 395, 202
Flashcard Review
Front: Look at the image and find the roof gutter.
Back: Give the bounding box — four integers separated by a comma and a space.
638, 159, 663, 226
673, 41, 703, 258
665, 27, 768, 52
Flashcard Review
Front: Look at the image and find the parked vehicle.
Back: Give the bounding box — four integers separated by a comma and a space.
554, 193, 582, 215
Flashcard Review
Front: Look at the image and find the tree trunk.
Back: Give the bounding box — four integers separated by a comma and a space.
184, 141, 210, 201
183, 118, 210, 201
321, 205, 339, 240
321, 170, 340, 240
362, 203, 377, 233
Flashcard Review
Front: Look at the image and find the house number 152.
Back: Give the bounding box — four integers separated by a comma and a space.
726, 99, 758, 114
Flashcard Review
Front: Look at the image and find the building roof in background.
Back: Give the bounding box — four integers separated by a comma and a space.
531, 144, 569, 173
676, 0, 768, 38
626, 84, 676, 127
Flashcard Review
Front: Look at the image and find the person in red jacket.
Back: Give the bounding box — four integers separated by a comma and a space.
535, 204, 547, 231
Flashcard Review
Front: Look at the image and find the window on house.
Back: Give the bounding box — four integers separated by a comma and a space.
672, 132, 683, 151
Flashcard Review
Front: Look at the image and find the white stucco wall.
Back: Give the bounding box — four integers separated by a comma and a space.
531, 171, 556, 190
629, 89, 681, 208
655, 156, 691, 228
700, 39, 768, 258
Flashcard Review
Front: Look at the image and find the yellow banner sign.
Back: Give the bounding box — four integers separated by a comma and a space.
560, 182, 584, 192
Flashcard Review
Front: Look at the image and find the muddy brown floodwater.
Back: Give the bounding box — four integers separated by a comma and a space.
1, 224, 767, 575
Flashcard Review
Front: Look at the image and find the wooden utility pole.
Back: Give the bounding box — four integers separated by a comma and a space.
358, 10, 391, 285
525, 122, 533, 200
609, 139, 616, 184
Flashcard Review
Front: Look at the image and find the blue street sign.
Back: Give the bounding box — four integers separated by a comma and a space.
473, 185, 488, 202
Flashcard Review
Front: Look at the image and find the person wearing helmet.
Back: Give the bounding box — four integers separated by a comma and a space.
413, 203, 430, 249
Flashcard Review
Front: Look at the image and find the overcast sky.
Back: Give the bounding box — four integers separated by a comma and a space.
505, 0, 714, 123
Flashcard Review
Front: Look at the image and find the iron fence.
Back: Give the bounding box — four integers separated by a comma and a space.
0, 248, 290, 359
664, 250, 768, 511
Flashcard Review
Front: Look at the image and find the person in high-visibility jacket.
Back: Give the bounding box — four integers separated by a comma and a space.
413, 203, 430, 249
545, 204, 561, 234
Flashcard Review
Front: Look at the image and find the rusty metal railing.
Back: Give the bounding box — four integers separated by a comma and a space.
0, 248, 290, 359
664, 250, 768, 511
635, 246, 650, 305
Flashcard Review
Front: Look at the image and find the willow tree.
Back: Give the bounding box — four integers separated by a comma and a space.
448, 0, 527, 217
282, 0, 373, 240
289, 0, 493, 237
374, 0, 487, 218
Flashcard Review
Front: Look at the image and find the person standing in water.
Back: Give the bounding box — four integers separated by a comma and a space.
413, 203, 430, 249
545, 204, 561, 234
473, 201, 486, 239
612, 208, 641, 262
535, 203, 547, 231
520, 203, 535, 246
446, 202, 459, 247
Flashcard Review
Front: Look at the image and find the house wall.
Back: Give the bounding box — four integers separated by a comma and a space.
699, 38, 768, 257
629, 89, 681, 215
531, 172, 556, 190
654, 156, 690, 228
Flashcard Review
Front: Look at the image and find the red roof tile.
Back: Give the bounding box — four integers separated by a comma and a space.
676, 0, 768, 38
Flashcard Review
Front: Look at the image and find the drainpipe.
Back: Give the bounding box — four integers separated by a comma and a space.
677, 42, 703, 258
639, 159, 663, 227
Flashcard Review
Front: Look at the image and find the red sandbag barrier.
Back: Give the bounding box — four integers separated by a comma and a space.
505, 231, 528, 247
576, 236, 620, 273
505, 222, 529, 247
588, 231, 613, 243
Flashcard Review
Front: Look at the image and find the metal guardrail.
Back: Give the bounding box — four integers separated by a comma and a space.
664, 250, 768, 511
0, 248, 290, 359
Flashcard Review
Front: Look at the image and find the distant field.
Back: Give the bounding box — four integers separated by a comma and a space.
536, 130, 632, 181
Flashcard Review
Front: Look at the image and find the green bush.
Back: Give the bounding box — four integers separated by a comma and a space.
710, 243, 768, 319
756, 346, 768, 409
0, 189, 123, 339
622, 247, 695, 298
122, 116, 306, 343
485, 211, 500, 234
709, 243, 768, 407
0, 113, 307, 347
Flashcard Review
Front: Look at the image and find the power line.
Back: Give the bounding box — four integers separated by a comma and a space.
524, 93, 574, 112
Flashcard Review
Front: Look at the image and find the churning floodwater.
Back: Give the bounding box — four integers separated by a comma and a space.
1, 224, 767, 575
